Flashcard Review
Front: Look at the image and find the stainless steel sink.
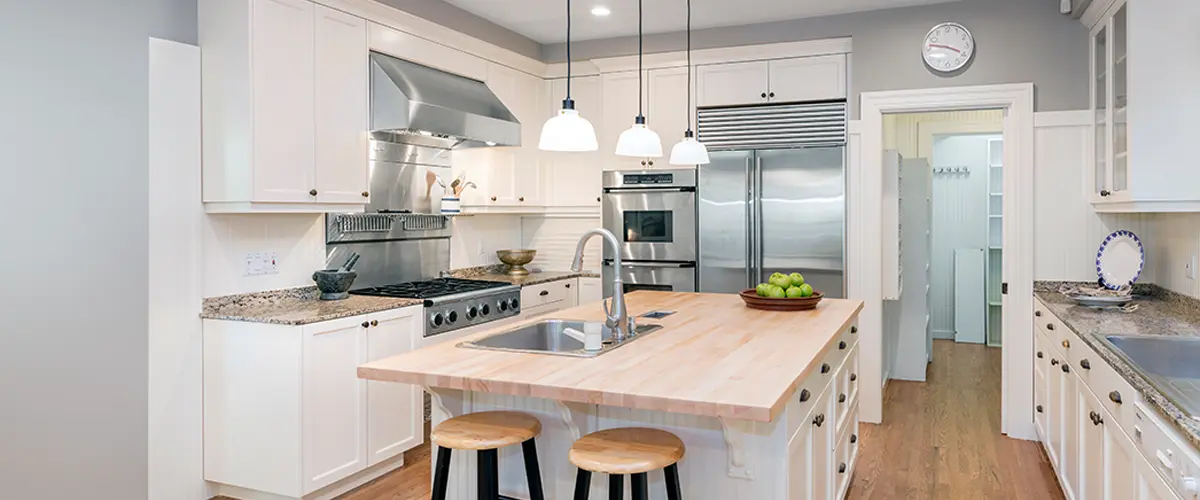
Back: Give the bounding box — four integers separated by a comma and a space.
459, 319, 663, 358
1105, 335, 1200, 418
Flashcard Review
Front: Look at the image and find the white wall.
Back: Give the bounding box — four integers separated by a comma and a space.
202, 214, 327, 298
1032, 111, 1156, 283
450, 215, 524, 269
520, 216, 604, 272
1146, 214, 1200, 298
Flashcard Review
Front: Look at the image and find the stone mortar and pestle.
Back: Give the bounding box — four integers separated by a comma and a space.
313, 253, 360, 300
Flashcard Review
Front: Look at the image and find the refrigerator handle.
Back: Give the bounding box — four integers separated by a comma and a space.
745, 156, 754, 289
754, 155, 764, 286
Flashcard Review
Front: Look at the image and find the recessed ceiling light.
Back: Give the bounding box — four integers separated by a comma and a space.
590, 5, 611, 17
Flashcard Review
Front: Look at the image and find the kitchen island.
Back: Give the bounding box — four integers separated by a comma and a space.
359, 291, 864, 499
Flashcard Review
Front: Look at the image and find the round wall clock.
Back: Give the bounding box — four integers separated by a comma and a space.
923, 22, 974, 73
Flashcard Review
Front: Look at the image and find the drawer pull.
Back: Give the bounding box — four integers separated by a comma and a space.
1047, 323, 1055, 331
850, 434, 857, 444
813, 414, 825, 427
1036, 405, 1043, 413
1061, 339, 1070, 348
838, 463, 847, 474
1051, 359, 1059, 366
821, 363, 831, 374
851, 326, 858, 334
798, 389, 811, 403
838, 393, 846, 403
370, 320, 378, 327
1080, 359, 1091, 370
838, 341, 847, 350
850, 373, 857, 382
1090, 411, 1103, 426
1035, 310, 1042, 317
1109, 391, 1123, 404
1037, 351, 1043, 359
1061, 364, 1070, 373
565, 283, 571, 288
539, 290, 549, 296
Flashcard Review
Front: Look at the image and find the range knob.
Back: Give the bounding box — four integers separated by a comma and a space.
466, 306, 478, 319
480, 303, 490, 316
447, 310, 459, 324
509, 297, 520, 311
498, 299, 509, 312
430, 313, 444, 327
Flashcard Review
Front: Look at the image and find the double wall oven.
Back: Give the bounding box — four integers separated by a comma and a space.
601, 169, 698, 297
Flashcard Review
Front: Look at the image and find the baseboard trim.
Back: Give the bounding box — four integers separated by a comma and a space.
215, 454, 405, 500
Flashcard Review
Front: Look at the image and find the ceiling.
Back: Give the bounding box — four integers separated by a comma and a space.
440, 0, 960, 44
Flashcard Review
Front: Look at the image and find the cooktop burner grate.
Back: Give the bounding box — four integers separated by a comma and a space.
349, 278, 510, 299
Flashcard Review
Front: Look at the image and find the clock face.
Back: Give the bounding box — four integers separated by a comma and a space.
923, 22, 974, 73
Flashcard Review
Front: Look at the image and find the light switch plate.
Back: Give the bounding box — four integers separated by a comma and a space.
243, 251, 279, 276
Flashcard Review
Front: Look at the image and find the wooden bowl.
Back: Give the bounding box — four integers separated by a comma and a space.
739, 289, 824, 311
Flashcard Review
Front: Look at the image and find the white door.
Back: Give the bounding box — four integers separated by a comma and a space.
1104, 414, 1137, 500
313, 4, 369, 204
302, 316, 367, 494
648, 67, 691, 153
787, 408, 815, 500
486, 63, 544, 206
1079, 386, 1105, 500
542, 76, 603, 208
811, 388, 833, 500
365, 307, 423, 466
695, 61, 768, 107
600, 71, 656, 170
1062, 367, 1081, 500
251, 0, 316, 203
767, 55, 847, 103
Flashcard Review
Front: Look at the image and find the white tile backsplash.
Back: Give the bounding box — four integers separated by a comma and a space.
449, 215, 523, 269
202, 214, 326, 297
520, 216, 603, 272
1147, 214, 1200, 298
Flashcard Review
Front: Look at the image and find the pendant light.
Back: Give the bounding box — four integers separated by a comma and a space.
539, 0, 598, 152
615, 0, 663, 158
669, 0, 710, 165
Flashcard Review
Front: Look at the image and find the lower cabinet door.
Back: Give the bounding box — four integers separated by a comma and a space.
1062, 368, 1081, 500
788, 388, 832, 500
1078, 386, 1105, 500
1047, 352, 1063, 470
787, 406, 815, 500
302, 316, 368, 494
366, 306, 423, 466
1104, 413, 1138, 500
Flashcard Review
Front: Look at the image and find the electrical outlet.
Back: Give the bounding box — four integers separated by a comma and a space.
264, 251, 279, 275
243, 252, 279, 276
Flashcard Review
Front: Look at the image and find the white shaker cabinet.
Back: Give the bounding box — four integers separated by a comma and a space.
696, 55, 847, 107
456, 63, 545, 212
201, 0, 370, 213
542, 76, 604, 210
648, 66, 692, 152
204, 306, 423, 499
600, 71, 656, 171
696, 61, 770, 107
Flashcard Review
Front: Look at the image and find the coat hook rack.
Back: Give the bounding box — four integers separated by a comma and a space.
933, 165, 971, 175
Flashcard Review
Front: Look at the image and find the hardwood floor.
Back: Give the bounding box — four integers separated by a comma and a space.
325, 340, 1064, 500
847, 340, 1063, 500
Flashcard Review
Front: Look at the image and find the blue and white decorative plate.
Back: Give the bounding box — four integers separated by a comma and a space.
1096, 230, 1144, 290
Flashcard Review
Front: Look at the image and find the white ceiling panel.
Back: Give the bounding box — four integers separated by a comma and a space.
441, 0, 960, 43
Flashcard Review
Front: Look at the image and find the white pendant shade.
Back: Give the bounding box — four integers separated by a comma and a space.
538, 108, 598, 152
615, 123, 663, 158
669, 135, 710, 165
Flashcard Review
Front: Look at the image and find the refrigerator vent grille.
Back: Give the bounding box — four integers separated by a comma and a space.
697, 101, 847, 150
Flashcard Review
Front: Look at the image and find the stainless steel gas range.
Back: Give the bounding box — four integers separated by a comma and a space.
349, 278, 521, 346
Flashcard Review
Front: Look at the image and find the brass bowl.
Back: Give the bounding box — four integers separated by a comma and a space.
497, 249, 537, 276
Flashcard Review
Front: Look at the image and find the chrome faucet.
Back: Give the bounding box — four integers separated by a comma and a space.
570, 228, 632, 341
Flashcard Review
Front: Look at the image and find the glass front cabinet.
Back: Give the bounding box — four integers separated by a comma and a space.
1090, 0, 1129, 205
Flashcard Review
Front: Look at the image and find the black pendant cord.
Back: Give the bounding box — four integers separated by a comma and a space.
685, 0, 693, 135
565, 0, 571, 104
637, 0, 644, 119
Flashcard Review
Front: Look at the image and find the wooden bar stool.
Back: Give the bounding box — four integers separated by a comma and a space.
430, 411, 545, 500
569, 427, 685, 500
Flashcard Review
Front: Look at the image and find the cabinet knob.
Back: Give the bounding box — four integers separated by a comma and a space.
539, 290, 549, 296
597, 196, 601, 202
850, 373, 857, 382
838, 341, 847, 350
769, 92, 775, 98
1035, 310, 1042, 317
820, 363, 831, 374
1061, 339, 1069, 348
1080, 359, 1091, 370
641, 160, 647, 166
491, 196, 498, 202
519, 196, 525, 202
1047, 323, 1055, 331
361, 321, 370, 328
370, 320, 378, 327
1100, 189, 1111, 197
798, 389, 811, 403
1037, 351, 1044, 359
761, 92, 768, 99
1051, 359, 1059, 366
1061, 363, 1070, 373
813, 414, 825, 427
565, 283, 571, 288
309, 189, 318, 196
1109, 391, 1123, 404
850, 434, 857, 444
1090, 411, 1103, 426
838, 463, 847, 474
851, 326, 858, 334
1036, 405, 1044, 413
838, 393, 846, 403
361, 191, 369, 198
648, 160, 654, 166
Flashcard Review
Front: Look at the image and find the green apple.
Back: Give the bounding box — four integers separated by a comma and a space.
799, 283, 815, 298
766, 285, 787, 298
755, 283, 771, 297
768, 274, 792, 288
789, 272, 805, 287
786, 286, 804, 298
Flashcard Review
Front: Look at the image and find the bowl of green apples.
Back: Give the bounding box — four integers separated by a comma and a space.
739, 272, 823, 311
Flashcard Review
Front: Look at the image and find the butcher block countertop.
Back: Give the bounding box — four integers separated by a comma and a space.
359, 291, 864, 422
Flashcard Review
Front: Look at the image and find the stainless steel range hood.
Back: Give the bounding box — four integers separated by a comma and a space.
370, 51, 521, 149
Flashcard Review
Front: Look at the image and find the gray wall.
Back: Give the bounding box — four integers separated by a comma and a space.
542, 0, 1089, 115
0, 1, 196, 498
377, 0, 542, 60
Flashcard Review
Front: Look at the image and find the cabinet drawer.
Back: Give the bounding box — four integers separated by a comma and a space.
520, 280, 573, 310
785, 370, 828, 443
1034, 299, 1071, 355
834, 400, 860, 500
834, 343, 860, 436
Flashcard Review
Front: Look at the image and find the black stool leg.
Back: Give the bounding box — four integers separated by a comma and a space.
609, 474, 623, 500
630, 473, 648, 500
521, 439, 546, 500
477, 449, 499, 500
664, 464, 682, 500
574, 468, 593, 500
432, 446, 452, 500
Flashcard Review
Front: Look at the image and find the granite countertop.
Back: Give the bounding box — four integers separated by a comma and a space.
449, 264, 601, 286
1034, 281, 1200, 448
201, 286, 423, 326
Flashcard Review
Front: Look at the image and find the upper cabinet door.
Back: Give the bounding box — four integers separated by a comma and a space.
768, 55, 847, 102
365, 307, 423, 466
489, 63, 545, 206
543, 76, 604, 208
313, 5, 369, 204
696, 61, 768, 107
251, 0, 316, 203
600, 71, 657, 170
648, 67, 691, 154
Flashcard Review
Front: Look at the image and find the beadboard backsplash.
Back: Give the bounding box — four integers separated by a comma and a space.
520, 216, 604, 272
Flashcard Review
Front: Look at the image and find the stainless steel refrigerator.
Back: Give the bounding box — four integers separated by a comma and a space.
695, 100, 848, 297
